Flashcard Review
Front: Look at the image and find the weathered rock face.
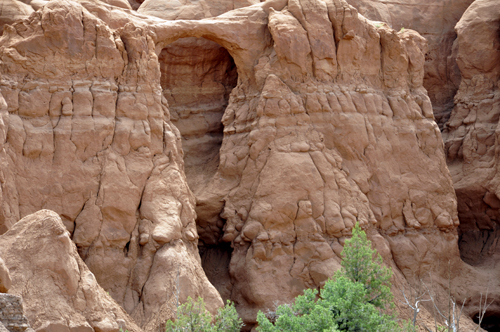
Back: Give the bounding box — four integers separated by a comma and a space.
145, 0, 463, 326
138, 0, 259, 19
0, 1, 222, 330
444, 0, 500, 263
213, 4, 460, 324
345, 0, 475, 127
0, 0, 34, 35
441, 0, 500, 325
0, 257, 31, 332
0, 0, 490, 329
0, 210, 139, 332
140, 4, 467, 326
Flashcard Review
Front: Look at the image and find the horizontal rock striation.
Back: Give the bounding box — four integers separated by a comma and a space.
0, 1, 221, 330
0, 0, 492, 329
345, 0, 475, 127
0, 294, 32, 332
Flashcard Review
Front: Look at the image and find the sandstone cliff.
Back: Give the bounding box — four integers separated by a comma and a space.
0, 210, 137, 332
345, 0, 475, 127
0, 0, 495, 330
0, 1, 222, 330
442, 0, 500, 326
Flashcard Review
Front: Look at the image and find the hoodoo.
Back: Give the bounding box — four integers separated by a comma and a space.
0, 0, 498, 331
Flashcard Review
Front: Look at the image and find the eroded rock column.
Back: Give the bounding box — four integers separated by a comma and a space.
442, 0, 500, 325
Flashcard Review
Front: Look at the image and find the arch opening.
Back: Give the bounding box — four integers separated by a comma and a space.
159, 37, 237, 300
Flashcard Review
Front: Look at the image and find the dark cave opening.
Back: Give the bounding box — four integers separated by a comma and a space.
458, 225, 500, 266
199, 242, 234, 302
159, 37, 238, 298
455, 191, 500, 332
455, 189, 500, 266
473, 311, 500, 332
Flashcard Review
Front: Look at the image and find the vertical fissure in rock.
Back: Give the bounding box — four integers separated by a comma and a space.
159, 37, 238, 298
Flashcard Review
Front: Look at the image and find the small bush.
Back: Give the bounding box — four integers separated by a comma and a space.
165, 297, 243, 332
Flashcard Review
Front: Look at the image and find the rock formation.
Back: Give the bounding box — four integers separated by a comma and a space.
347, 0, 500, 327
0, 258, 30, 332
0, 0, 34, 35
0, 0, 497, 330
345, 0, 475, 127
443, 0, 500, 264
0, 258, 11, 293
0, 1, 221, 330
441, 0, 500, 327
0, 210, 140, 332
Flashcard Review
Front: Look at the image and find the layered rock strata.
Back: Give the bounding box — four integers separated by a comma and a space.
0, 1, 221, 330
0, 0, 491, 329
0, 294, 32, 332
345, 0, 475, 127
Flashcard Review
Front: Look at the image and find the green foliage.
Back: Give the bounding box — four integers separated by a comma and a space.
402, 320, 418, 332
166, 297, 211, 332
257, 223, 398, 332
256, 288, 339, 332
257, 275, 398, 332
340, 223, 393, 310
322, 275, 397, 331
165, 297, 243, 332
212, 300, 244, 332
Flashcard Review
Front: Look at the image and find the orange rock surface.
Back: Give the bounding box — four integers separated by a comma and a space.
0, 0, 498, 330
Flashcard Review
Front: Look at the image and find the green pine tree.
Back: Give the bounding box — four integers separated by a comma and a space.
340, 223, 394, 310
256, 223, 398, 332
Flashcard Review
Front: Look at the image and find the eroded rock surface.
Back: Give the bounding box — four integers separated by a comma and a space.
0, 0, 493, 329
0, 1, 221, 330
0, 0, 34, 35
443, 0, 500, 267
138, 0, 259, 19
0, 258, 11, 293
0, 210, 139, 332
346, 0, 475, 127
441, 0, 500, 324
147, 0, 467, 326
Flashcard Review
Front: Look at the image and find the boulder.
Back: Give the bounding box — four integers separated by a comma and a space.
0, 210, 140, 332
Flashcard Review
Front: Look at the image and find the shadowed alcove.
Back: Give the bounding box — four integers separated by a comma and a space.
159, 36, 238, 301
